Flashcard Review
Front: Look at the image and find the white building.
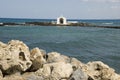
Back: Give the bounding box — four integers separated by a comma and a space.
57, 16, 67, 25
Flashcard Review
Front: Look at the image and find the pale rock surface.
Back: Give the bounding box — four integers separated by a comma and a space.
0, 76, 2, 79
0, 40, 32, 74
70, 58, 85, 70
22, 72, 44, 80
0, 40, 120, 80
29, 47, 46, 71
50, 62, 73, 79
35, 62, 73, 80
83, 61, 120, 80
47, 52, 70, 63
0, 69, 3, 79
35, 63, 51, 77
0, 42, 7, 48
3, 73, 24, 80
69, 69, 88, 80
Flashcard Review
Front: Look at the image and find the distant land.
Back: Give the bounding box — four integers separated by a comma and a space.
0, 17, 120, 29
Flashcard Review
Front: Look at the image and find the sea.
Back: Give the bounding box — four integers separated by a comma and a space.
0, 18, 120, 73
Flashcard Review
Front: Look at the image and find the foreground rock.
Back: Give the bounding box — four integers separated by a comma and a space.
69, 69, 88, 80
29, 47, 46, 71
0, 40, 120, 80
0, 40, 32, 75
85, 61, 120, 80
35, 62, 73, 80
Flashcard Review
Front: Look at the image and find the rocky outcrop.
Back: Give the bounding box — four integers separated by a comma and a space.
84, 61, 120, 80
35, 62, 73, 80
0, 40, 120, 80
0, 40, 32, 75
69, 69, 88, 80
47, 52, 70, 63
29, 47, 46, 71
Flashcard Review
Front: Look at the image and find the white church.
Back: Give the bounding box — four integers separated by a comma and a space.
56, 16, 78, 25
57, 16, 67, 25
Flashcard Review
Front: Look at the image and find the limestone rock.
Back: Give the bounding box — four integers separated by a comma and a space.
3, 73, 24, 80
50, 62, 73, 79
29, 47, 46, 71
0, 40, 32, 75
0, 77, 3, 80
70, 58, 85, 71
47, 52, 70, 63
35, 62, 73, 80
3, 76, 24, 80
69, 69, 88, 80
83, 61, 120, 80
0, 69, 3, 79
22, 72, 44, 80
0, 42, 7, 48
0, 40, 120, 80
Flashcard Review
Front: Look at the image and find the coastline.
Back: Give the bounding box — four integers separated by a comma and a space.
0, 40, 120, 80
0, 21, 120, 29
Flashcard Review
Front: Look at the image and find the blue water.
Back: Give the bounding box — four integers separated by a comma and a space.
0, 18, 120, 73
0, 18, 55, 23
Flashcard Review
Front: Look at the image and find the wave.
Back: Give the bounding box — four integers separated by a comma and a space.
102, 22, 113, 25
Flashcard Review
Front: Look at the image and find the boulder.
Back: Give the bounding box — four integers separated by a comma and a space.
70, 58, 85, 71
3, 73, 24, 80
50, 62, 73, 79
0, 40, 120, 80
47, 52, 70, 63
0, 69, 3, 79
22, 72, 44, 80
0, 77, 3, 80
0, 40, 32, 75
29, 47, 46, 71
0, 42, 7, 48
69, 69, 88, 80
3, 76, 24, 80
83, 61, 120, 80
35, 62, 73, 80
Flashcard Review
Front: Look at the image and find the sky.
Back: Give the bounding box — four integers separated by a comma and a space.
0, 0, 120, 19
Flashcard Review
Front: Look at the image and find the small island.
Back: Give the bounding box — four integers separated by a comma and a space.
0, 16, 120, 29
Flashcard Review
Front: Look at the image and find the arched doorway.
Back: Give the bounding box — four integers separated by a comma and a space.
57, 16, 67, 25
59, 18, 64, 24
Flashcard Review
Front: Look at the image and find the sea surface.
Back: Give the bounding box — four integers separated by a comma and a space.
0, 18, 120, 73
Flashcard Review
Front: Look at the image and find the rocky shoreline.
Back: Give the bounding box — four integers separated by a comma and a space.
0, 40, 120, 80
0, 22, 120, 29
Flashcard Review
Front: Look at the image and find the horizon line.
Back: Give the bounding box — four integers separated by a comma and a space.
0, 17, 120, 20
